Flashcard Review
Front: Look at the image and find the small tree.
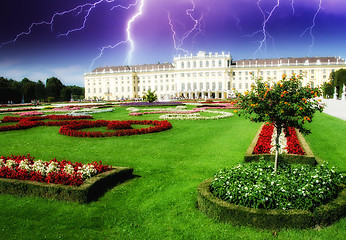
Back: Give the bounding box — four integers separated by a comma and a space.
236, 74, 324, 172
142, 89, 158, 102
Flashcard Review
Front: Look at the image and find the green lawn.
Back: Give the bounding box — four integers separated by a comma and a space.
0, 107, 345, 240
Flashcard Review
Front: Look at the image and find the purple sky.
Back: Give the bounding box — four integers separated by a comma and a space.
0, 0, 345, 86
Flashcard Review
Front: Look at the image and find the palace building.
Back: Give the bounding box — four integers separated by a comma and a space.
84, 51, 346, 100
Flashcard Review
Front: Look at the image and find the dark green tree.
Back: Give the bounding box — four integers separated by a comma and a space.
46, 77, 63, 101
21, 78, 36, 102
35, 80, 46, 101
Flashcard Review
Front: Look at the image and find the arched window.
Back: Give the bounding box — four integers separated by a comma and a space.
193, 61, 197, 68
200, 82, 203, 90
187, 83, 191, 90
212, 60, 216, 67
206, 61, 209, 67
187, 62, 191, 68
206, 82, 210, 90
200, 61, 203, 68
181, 62, 185, 68
181, 83, 185, 91
212, 82, 216, 90
193, 82, 197, 90
219, 60, 222, 67
218, 82, 222, 90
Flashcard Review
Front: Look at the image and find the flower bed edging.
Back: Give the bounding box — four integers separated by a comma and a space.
244, 124, 318, 165
0, 167, 134, 203
197, 178, 346, 229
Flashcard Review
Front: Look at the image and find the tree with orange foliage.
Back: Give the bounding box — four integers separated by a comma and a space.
236, 74, 324, 172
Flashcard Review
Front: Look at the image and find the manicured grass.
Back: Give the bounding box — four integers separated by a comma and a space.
0, 107, 345, 239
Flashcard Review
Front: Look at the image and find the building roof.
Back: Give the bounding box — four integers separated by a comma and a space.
92, 63, 174, 73
234, 57, 345, 66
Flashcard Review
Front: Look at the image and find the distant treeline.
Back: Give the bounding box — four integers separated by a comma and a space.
0, 77, 84, 104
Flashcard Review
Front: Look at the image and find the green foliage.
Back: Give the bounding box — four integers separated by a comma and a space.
210, 160, 344, 211
236, 74, 324, 135
322, 81, 334, 98
142, 89, 158, 102
330, 69, 346, 97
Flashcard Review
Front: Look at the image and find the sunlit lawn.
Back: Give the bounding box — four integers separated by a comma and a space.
0, 106, 345, 240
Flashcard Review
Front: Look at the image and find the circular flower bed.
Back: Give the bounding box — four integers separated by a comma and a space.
210, 160, 344, 211
59, 120, 172, 137
0, 116, 172, 137
159, 110, 234, 120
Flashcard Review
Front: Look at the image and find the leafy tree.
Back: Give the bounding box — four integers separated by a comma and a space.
329, 69, 346, 98
142, 89, 158, 102
46, 77, 63, 101
236, 74, 324, 172
35, 80, 46, 100
21, 78, 36, 102
321, 81, 334, 98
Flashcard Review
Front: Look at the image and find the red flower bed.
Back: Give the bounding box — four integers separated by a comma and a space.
253, 124, 305, 155
0, 155, 112, 186
59, 120, 172, 137
1, 115, 172, 137
253, 124, 274, 154
285, 127, 305, 155
0, 115, 93, 132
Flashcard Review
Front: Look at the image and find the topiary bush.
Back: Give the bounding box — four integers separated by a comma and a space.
210, 160, 344, 211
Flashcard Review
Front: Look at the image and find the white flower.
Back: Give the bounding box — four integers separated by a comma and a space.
47, 161, 60, 174
64, 164, 75, 175
32, 160, 47, 176
5, 159, 17, 169
19, 159, 32, 172
77, 164, 97, 179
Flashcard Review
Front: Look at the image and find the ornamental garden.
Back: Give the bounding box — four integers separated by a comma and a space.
0, 75, 345, 239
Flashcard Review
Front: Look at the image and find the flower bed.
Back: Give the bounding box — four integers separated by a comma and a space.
59, 120, 172, 137
253, 123, 304, 155
245, 123, 316, 165
198, 178, 346, 229
16, 111, 44, 116
159, 110, 233, 120
0, 155, 133, 203
0, 115, 93, 132
197, 160, 346, 229
120, 101, 183, 107
0, 155, 111, 186
0, 115, 172, 137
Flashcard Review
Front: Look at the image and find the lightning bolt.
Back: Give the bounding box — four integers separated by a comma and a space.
300, 0, 322, 54
251, 0, 281, 57
167, 0, 204, 55
291, 0, 295, 15
0, 0, 113, 48
90, 0, 144, 68
0, 0, 143, 69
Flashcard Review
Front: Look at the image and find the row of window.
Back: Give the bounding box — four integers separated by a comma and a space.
180, 71, 229, 77
180, 82, 228, 91
180, 60, 229, 68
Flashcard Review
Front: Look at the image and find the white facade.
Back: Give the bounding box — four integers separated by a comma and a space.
84, 51, 346, 100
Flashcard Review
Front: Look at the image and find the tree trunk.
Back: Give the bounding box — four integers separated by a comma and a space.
274, 125, 282, 173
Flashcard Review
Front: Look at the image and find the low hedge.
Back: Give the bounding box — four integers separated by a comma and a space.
244, 124, 318, 165
0, 167, 133, 203
197, 178, 346, 229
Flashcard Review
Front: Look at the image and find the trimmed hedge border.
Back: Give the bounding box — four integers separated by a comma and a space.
244, 123, 318, 165
0, 167, 134, 203
197, 178, 346, 229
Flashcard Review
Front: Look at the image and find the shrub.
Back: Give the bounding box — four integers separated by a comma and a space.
210, 160, 344, 211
